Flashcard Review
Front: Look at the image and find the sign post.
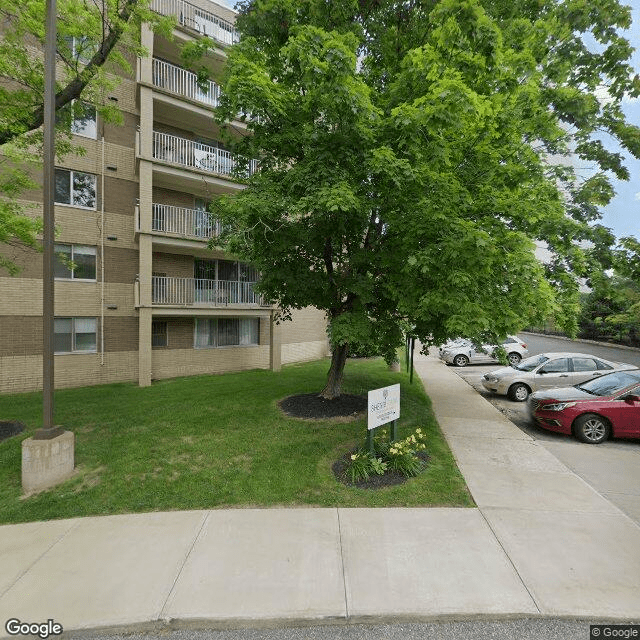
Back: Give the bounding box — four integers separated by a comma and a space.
367, 383, 400, 453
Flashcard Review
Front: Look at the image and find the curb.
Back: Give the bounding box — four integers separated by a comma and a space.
521, 332, 640, 353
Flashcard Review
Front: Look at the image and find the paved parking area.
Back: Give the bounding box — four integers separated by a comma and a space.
448, 360, 640, 525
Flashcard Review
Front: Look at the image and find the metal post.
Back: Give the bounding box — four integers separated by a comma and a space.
409, 337, 415, 384
366, 427, 375, 455
390, 419, 397, 443
35, 0, 62, 440
405, 335, 409, 372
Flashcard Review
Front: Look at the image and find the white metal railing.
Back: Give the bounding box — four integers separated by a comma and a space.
152, 276, 262, 306
152, 203, 222, 239
152, 58, 221, 107
151, 0, 239, 45
153, 131, 258, 177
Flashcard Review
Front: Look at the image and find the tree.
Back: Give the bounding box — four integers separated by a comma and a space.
0, 0, 172, 273
214, 0, 640, 398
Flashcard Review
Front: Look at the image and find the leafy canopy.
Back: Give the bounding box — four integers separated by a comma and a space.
214, 0, 639, 392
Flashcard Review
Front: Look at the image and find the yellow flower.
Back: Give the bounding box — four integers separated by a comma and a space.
351, 454, 357, 460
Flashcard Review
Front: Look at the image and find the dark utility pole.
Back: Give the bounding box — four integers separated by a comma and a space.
35, 0, 62, 440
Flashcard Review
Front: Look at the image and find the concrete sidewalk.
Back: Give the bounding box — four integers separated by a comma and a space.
1, 351, 639, 637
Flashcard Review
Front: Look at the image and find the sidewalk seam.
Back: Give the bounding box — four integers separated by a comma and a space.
0, 519, 80, 600
477, 507, 542, 615
336, 508, 350, 620
158, 511, 210, 620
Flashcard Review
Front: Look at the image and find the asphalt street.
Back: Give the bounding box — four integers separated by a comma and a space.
65, 619, 625, 640
449, 332, 640, 524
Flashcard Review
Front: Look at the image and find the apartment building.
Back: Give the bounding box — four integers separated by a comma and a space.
0, 0, 329, 394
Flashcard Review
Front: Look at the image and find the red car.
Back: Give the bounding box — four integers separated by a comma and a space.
528, 370, 640, 444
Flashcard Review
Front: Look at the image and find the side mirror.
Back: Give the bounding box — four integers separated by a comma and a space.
623, 394, 640, 404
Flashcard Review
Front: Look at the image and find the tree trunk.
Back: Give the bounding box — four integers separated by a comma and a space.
319, 343, 349, 399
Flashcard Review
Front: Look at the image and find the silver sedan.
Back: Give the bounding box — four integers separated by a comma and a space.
480, 352, 638, 401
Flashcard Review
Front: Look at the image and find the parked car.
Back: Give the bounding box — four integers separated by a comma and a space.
481, 352, 638, 402
528, 370, 640, 443
439, 336, 528, 367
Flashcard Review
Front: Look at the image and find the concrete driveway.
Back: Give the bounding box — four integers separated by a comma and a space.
445, 337, 640, 525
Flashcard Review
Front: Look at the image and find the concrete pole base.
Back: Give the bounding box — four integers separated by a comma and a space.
22, 430, 75, 494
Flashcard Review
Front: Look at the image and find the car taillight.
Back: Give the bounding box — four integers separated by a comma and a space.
521, 343, 527, 348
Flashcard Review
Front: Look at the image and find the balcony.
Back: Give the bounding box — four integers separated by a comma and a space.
151, 0, 238, 45
152, 58, 221, 107
152, 276, 264, 306
152, 203, 222, 240
152, 131, 258, 178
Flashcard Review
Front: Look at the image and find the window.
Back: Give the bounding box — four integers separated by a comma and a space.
572, 358, 598, 372
54, 317, 97, 353
70, 101, 97, 139
539, 358, 569, 374
152, 321, 168, 348
55, 169, 96, 209
596, 359, 614, 370
54, 244, 96, 280
64, 36, 97, 65
194, 318, 259, 348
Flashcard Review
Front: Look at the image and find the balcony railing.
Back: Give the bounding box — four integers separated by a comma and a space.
151, 0, 239, 45
152, 131, 258, 177
152, 203, 222, 239
152, 58, 221, 107
152, 276, 263, 306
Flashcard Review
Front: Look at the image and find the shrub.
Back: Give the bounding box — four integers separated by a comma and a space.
348, 451, 388, 483
345, 427, 428, 482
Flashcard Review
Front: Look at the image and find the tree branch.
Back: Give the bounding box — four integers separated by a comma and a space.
0, 0, 139, 147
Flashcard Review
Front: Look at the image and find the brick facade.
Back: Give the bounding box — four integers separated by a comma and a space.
0, 6, 328, 394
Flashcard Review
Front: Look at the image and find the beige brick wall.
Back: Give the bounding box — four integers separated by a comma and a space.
281, 341, 330, 365
103, 111, 139, 148
104, 176, 138, 216
0, 279, 135, 316
3, 245, 137, 284
152, 187, 197, 208
0, 315, 138, 357
0, 351, 138, 394
152, 252, 194, 277
280, 307, 328, 344
151, 345, 270, 380
104, 247, 139, 284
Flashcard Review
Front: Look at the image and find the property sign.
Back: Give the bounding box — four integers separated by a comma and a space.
367, 383, 400, 430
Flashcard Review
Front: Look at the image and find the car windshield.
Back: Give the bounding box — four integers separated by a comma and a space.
577, 371, 640, 397
515, 354, 549, 372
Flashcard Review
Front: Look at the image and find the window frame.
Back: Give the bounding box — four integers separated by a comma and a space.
152, 321, 168, 348
70, 100, 97, 139
194, 317, 260, 349
54, 317, 98, 354
54, 168, 97, 210
54, 243, 97, 281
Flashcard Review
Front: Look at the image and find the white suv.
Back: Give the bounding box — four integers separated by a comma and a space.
439, 336, 528, 367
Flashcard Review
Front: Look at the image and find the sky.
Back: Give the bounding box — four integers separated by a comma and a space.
214, 0, 639, 242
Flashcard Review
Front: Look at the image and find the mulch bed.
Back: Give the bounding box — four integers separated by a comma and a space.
279, 392, 367, 420
332, 451, 430, 489
0, 421, 25, 442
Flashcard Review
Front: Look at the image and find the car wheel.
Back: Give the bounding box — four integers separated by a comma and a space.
508, 383, 530, 402
453, 354, 469, 367
574, 413, 610, 444
507, 352, 521, 365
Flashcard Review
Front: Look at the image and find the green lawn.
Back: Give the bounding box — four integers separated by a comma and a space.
0, 357, 473, 524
